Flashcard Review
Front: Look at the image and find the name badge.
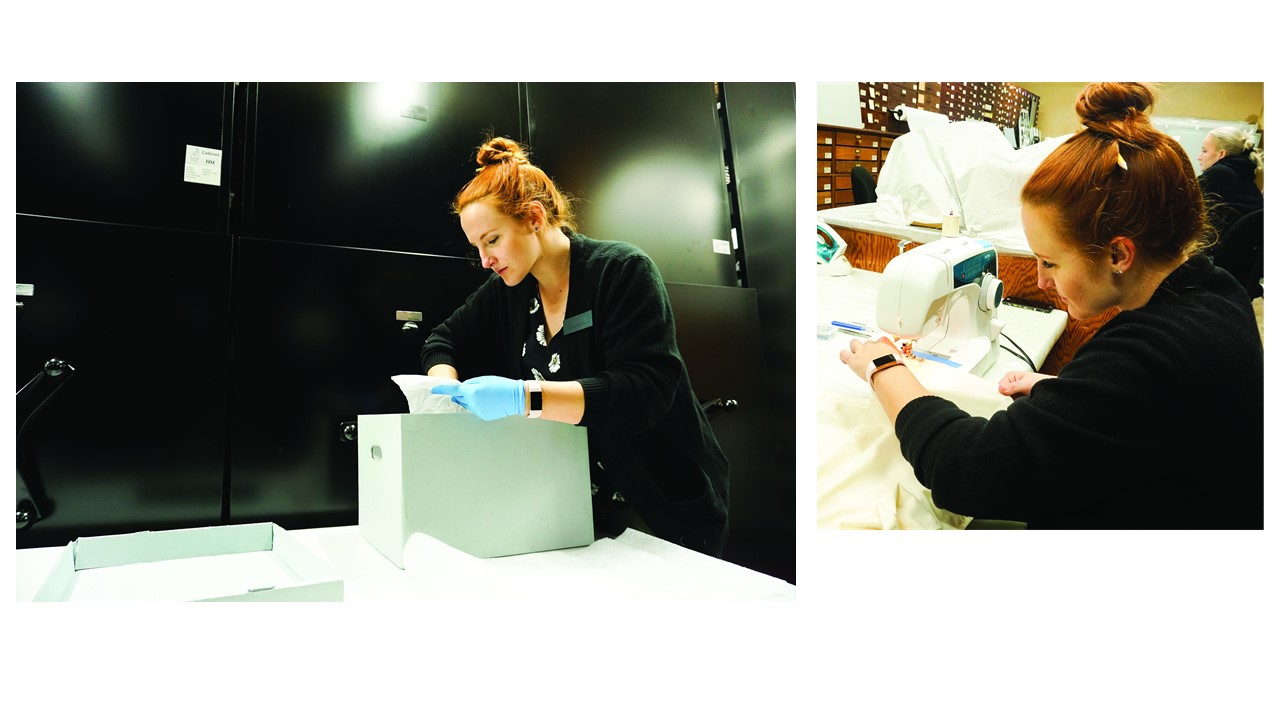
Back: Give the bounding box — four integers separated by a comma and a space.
563, 310, 593, 335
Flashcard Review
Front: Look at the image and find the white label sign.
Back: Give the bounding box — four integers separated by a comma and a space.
712, 239, 732, 255
183, 145, 223, 186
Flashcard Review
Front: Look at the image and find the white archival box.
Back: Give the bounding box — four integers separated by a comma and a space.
32, 522, 343, 602
357, 412, 594, 566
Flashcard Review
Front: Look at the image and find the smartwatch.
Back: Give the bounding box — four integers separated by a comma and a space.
865, 353, 905, 385
526, 380, 543, 419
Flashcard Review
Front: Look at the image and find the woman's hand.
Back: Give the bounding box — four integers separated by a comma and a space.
997, 370, 1053, 398
839, 335, 902, 384
430, 375, 525, 420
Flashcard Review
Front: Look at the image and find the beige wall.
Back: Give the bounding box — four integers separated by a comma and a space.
1016, 82, 1264, 140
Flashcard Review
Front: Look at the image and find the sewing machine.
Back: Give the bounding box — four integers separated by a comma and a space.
876, 236, 1006, 376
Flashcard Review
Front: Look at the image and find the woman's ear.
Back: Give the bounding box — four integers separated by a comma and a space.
526, 201, 547, 232
1109, 236, 1137, 274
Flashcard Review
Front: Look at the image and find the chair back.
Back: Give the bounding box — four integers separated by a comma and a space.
1214, 208, 1264, 298
850, 166, 878, 205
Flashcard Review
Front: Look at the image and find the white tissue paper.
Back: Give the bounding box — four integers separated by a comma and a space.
875, 128, 957, 228
870, 121, 1070, 249
875, 121, 1070, 252
390, 375, 469, 414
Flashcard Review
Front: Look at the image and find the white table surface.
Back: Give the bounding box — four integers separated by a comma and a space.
819, 203, 1035, 258
16, 524, 796, 602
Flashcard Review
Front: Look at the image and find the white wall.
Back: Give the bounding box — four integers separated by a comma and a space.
817, 83, 862, 128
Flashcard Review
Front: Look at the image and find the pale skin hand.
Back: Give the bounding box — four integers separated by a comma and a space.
427, 363, 585, 424
839, 337, 930, 426
997, 371, 1054, 398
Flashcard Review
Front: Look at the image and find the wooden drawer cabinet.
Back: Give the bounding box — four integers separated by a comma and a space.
826, 82, 1041, 207
817, 121, 899, 209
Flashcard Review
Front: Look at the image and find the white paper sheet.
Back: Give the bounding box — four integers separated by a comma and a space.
402, 532, 527, 600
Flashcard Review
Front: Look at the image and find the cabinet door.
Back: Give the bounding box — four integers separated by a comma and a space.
16, 215, 232, 548
225, 237, 489, 527
17, 82, 232, 233
526, 82, 737, 287
241, 82, 523, 256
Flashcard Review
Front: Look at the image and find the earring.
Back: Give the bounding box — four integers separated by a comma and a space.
1113, 270, 1124, 276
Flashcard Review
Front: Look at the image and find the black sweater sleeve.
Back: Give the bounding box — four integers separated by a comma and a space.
577, 250, 683, 433
420, 274, 509, 379
895, 313, 1195, 522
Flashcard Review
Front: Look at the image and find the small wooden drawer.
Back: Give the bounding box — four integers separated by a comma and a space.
816, 129, 835, 146
817, 192, 833, 207
834, 146, 879, 161
833, 190, 855, 205
816, 161, 833, 175
816, 145, 836, 160
851, 160, 879, 176
817, 177, 835, 192
835, 130, 882, 148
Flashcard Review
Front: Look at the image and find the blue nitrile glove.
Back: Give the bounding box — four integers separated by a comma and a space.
429, 376, 525, 421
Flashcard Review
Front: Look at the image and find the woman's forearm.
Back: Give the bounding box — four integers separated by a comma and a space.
870, 364, 929, 426
427, 363, 459, 380
528, 380, 585, 425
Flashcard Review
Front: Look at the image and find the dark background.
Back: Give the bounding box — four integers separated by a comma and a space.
15, 82, 797, 583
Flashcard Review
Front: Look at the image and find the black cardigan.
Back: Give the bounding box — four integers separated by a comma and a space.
422, 232, 730, 554
1200, 153, 1263, 239
895, 254, 1263, 529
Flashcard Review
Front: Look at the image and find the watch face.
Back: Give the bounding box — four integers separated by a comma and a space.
873, 354, 897, 368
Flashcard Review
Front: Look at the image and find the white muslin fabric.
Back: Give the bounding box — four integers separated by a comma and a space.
816, 341, 1014, 530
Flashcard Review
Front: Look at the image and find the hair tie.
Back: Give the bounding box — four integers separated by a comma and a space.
1116, 143, 1128, 171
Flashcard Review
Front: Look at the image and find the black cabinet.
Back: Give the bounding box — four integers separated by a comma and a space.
15, 215, 232, 549
225, 237, 489, 527
241, 82, 523, 256
526, 82, 738, 287
16, 82, 232, 234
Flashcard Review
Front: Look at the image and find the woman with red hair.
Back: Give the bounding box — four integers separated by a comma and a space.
840, 83, 1263, 528
423, 136, 729, 555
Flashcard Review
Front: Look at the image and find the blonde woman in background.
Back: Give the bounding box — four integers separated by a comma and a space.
1197, 126, 1263, 239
